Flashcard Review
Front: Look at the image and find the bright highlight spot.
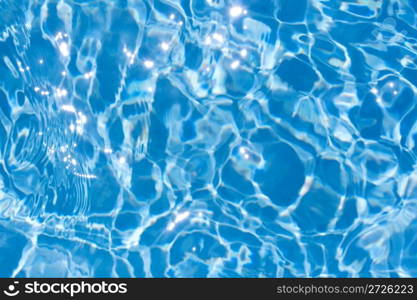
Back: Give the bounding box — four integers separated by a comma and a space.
230, 60, 240, 69
167, 222, 175, 231
160, 42, 170, 51
61, 105, 76, 113
77, 112, 87, 124
56, 88, 68, 97
212, 33, 224, 43
144, 60, 154, 69
230, 6, 244, 17
84, 72, 94, 79
59, 42, 70, 57
175, 211, 190, 223
167, 211, 190, 231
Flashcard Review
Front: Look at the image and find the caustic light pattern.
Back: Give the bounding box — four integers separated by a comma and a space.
0, 0, 417, 277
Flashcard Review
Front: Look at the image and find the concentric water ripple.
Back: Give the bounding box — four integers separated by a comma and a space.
0, 0, 417, 277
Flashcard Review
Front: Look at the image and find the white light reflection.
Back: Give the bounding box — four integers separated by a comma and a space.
167, 211, 190, 231
59, 42, 70, 57
76, 125, 84, 135
176, 211, 190, 222
123, 47, 136, 64
229, 6, 243, 17
77, 112, 87, 124
84, 71, 94, 79
160, 42, 170, 51
61, 106, 87, 135
73, 171, 97, 179
205, 33, 225, 47
55, 32, 63, 40
61, 105, 76, 113
212, 33, 224, 43
56, 88, 68, 97
144, 60, 154, 69
230, 60, 240, 69
239, 146, 250, 159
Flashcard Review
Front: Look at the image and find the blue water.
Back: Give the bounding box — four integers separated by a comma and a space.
0, 0, 417, 278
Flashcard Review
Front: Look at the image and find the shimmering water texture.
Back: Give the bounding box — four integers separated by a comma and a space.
0, 0, 417, 278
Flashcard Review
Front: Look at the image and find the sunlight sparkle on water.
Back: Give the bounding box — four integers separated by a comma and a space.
144, 60, 154, 69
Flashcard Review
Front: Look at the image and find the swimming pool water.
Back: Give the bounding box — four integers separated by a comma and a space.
0, 0, 417, 277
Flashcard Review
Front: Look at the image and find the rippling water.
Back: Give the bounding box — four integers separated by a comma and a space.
0, 0, 417, 277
